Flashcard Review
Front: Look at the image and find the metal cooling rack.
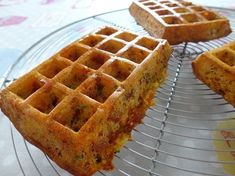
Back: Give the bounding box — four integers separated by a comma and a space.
0, 8, 235, 176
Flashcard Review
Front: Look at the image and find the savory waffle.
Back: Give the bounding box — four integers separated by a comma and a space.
129, 0, 232, 44
0, 26, 172, 176
192, 41, 235, 107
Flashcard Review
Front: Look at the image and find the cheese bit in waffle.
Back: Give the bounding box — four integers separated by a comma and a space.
192, 41, 235, 107
129, 0, 232, 44
0, 26, 172, 176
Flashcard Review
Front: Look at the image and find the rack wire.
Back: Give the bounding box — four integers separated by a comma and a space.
0, 8, 235, 176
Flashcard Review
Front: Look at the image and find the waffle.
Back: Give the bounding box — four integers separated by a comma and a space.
192, 41, 235, 107
129, 0, 232, 44
0, 26, 172, 176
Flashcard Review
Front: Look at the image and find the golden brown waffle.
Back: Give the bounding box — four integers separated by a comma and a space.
129, 0, 232, 44
0, 26, 172, 176
192, 41, 235, 107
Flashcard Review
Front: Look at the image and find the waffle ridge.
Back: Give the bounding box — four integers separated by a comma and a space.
192, 41, 235, 107
0, 26, 172, 176
129, 0, 232, 44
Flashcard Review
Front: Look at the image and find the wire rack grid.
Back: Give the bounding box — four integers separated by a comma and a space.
0, 8, 235, 176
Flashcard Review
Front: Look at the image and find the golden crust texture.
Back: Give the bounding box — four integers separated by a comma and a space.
0, 26, 172, 176
192, 41, 235, 107
129, 0, 232, 44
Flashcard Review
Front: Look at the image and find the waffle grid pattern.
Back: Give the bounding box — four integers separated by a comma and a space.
138, 0, 223, 25
192, 41, 235, 107
0, 26, 173, 175
129, 0, 231, 44
6, 26, 163, 132
210, 41, 235, 67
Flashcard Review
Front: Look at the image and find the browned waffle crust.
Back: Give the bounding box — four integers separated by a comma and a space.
0, 26, 172, 176
192, 41, 235, 107
129, 0, 232, 44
